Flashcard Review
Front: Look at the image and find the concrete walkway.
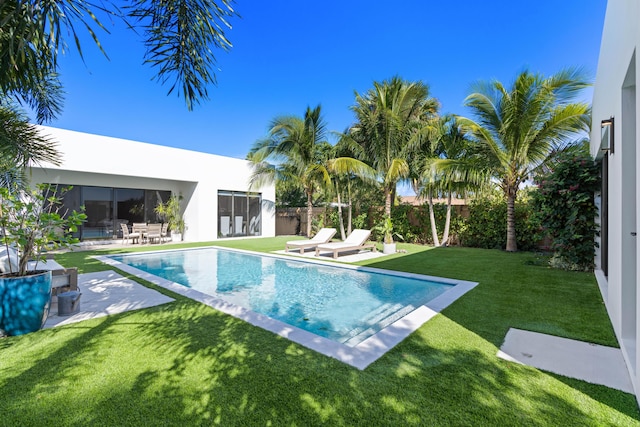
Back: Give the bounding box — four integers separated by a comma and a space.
498, 328, 634, 393
44, 270, 174, 329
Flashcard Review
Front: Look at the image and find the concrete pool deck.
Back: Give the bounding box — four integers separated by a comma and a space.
44, 270, 174, 329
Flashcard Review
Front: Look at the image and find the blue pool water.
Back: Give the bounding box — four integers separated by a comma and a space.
110, 248, 453, 346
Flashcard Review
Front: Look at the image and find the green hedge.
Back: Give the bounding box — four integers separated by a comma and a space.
458, 196, 542, 251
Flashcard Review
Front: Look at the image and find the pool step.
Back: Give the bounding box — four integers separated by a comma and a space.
342, 303, 415, 347
361, 303, 405, 326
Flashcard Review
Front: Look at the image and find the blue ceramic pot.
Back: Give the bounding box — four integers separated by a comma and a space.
0, 270, 52, 336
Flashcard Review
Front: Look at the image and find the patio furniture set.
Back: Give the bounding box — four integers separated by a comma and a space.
121, 223, 170, 245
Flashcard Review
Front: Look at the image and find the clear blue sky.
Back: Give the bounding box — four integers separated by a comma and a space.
44, 0, 607, 160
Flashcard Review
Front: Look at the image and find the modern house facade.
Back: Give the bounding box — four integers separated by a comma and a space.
30, 126, 276, 242
591, 0, 639, 400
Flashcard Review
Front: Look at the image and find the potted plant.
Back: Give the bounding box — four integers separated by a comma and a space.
155, 193, 186, 242
376, 217, 403, 254
0, 184, 86, 335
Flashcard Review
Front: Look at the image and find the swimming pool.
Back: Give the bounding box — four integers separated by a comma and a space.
99, 247, 477, 368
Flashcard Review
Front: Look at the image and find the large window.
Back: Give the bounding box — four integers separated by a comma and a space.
218, 191, 261, 237
46, 184, 170, 240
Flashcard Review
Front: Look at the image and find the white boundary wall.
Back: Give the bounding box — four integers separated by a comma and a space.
30, 126, 276, 242
590, 0, 640, 401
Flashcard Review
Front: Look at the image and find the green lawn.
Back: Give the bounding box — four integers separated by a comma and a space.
1, 237, 638, 425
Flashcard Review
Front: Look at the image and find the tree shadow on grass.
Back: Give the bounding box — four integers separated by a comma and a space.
3, 295, 636, 425
2, 244, 639, 424
361, 247, 640, 421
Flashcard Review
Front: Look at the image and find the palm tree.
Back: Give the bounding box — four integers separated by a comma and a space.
328, 132, 377, 238
422, 115, 475, 246
0, 0, 237, 116
350, 76, 439, 218
458, 68, 590, 251
249, 105, 332, 237
327, 156, 377, 240
0, 101, 61, 191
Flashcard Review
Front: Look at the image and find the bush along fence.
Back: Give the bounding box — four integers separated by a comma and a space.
275, 197, 543, 251
533, 152, 600, 271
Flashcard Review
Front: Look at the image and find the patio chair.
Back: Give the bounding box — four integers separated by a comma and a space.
27, 258, 79, 296
132, 223, 148, 243
146, 223, 162, 244
160, 223, 169, 243
285, 228, 337, 254
315, 229, 376, 259
121, 223, 141, 244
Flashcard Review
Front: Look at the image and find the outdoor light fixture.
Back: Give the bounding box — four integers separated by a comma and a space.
601, 117, 614, 154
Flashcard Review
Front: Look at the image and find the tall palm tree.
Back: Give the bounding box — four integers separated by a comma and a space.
0, 0, 237, 116
350, 76, 439, 218
329, 132, 377, 238
249, 105, 332, 237
422, 115, 475, 246
458, 68, 590, 251
327, 156, 377, 240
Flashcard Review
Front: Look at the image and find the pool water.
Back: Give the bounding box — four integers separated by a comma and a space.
110, 248, 453, 346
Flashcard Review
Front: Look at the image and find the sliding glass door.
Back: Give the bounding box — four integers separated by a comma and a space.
218, 191, 261, 238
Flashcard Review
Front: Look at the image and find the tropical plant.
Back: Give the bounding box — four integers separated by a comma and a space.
0, 0, 237, 116
0, 100, 61, 191
349, 76, 439, 218
249, 105, 332, 237
154, 193, 186, 235
457, 68, 590, 251
0, 185, 86, 277
374, 217, 403, 245
533, 151, 600, 270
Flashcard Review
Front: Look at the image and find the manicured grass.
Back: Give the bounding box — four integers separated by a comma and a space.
1, 238, 638, 425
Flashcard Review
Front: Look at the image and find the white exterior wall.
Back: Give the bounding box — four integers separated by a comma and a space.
30, 126, 276, 241
590, 0, 640, 400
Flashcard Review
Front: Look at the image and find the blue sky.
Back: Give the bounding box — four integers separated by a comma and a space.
45, 1, 607, 160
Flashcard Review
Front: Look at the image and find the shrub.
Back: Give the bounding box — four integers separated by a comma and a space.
458, 194, 541, 251
533, 152, 600, 271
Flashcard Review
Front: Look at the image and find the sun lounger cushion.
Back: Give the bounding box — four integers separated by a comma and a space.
285, 228, 337, 253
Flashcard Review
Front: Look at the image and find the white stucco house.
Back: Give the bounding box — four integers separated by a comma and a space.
30, 126, 276, 242
591, 0, 639, 401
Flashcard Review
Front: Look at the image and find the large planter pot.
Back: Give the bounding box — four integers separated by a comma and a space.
383, 242, 397, 254
172, 232, 183, 242
0, 270, 52, 336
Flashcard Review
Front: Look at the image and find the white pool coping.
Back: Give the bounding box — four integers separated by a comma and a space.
95, 246, 478, 369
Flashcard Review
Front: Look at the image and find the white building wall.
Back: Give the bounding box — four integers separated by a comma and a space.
590, 0, 640, 401
30, 126, 275, 242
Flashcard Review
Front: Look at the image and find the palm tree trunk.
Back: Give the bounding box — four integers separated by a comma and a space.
506, 186, 518, 252
441, 192, 452, 246
336, 181, 346, 240
384, 185, 392, 218
428, 188, 440, 247
347, 179, 353, 235
306, 190, 313, 237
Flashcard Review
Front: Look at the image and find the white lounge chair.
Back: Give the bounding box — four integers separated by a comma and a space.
285, 228, 337, 254
315, 229, 376, 259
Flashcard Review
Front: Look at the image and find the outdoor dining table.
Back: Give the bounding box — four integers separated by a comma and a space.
132, 224, 148, 243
